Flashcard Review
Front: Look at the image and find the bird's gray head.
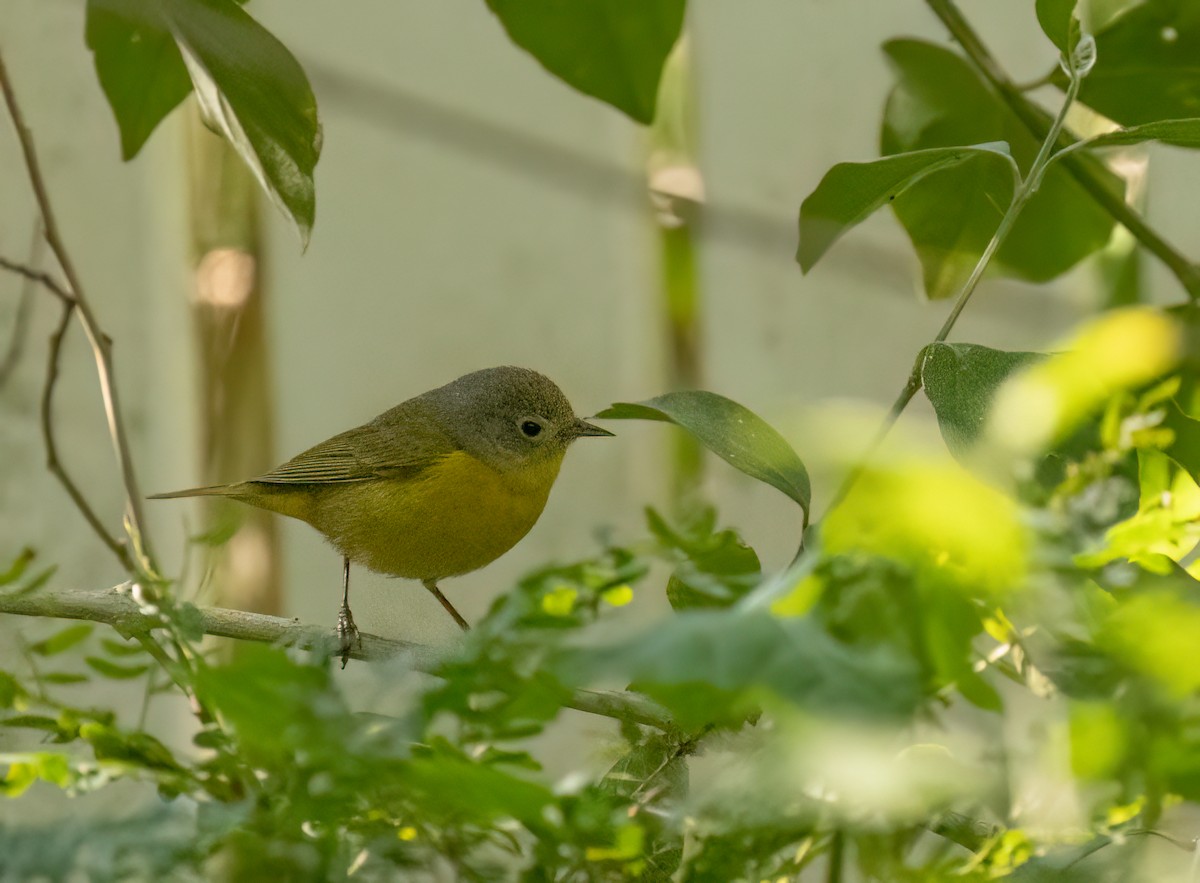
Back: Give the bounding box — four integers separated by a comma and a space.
425, 366, 612, 469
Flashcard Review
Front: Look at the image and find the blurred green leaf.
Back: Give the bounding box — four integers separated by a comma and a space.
597, 391, 810, 519
921, 342, 1044, 455
85, 0, 193, 159
40, 673, 90, 685
29, 624, 93, 657
1054, 0, 1200, 125
647, 508, 762, 610
485, 0, 686, 124
0, 548, 36, 587
101, 637, 148, 657
561, 611, 921, 730
797, 143, 1015, 273
84, 657, 151, 680
881, 39, 1119, 298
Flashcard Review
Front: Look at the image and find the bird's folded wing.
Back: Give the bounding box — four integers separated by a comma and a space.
251, 421, 449, 485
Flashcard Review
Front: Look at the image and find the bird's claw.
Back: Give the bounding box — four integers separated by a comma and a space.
336, 604, 362, 669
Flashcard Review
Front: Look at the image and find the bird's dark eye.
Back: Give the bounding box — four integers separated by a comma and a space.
520, 420, 543, 438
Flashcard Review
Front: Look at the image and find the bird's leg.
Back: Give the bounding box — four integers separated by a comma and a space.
422, 579, 470, 631
337, 556, 361, 668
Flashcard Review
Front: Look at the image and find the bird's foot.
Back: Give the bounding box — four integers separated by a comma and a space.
336, 603, 362, 669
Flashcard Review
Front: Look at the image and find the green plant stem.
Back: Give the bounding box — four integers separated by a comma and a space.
817, 58, 1083, 523
925, 0, 1200, 300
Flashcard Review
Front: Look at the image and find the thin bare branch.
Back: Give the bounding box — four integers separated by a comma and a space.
0, 255, 71, 305
0, 50, 154, 570
0, 587, 676, 730
40, 301, 134, 570
0, 228, 45, 388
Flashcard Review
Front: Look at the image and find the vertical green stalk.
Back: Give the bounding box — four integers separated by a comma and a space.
649, 35, 706, 508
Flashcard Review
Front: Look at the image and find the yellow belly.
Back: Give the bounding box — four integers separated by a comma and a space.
257, 451, 561, 580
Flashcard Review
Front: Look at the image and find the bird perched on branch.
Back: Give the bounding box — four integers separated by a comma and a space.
151, 366, 613, 663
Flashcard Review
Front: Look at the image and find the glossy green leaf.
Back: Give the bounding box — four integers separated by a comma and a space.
881, 39, 1120, 298
797, 143, 1016, 273
921, 342, 1045, 455
85, 0, 193, 159
1055, 0, 1200, 125
485, 0, 685, 124
29, 624, 94, 657
163, 0, 321, 245
596, 392, 810, 519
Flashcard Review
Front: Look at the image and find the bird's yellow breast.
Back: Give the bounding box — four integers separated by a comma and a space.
283, 450, 563, 580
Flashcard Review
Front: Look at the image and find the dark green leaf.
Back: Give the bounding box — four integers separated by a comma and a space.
85, 0, 193, 159
29, 624, 93, 657
798, 143, 1015, 273
0, 672, 23, 709
882, 39, 1120, 298
12, 565, 57, 597
84, 657, 151, 680
1056, 0, 1200, 126
163, 0, 320, 245
485, 0, 685, 124
920, 342, 1045, 455
80, 722, 184, 771
596, 391, 810, 519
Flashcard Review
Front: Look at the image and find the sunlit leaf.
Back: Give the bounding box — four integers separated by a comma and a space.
597, 392, 810, 519
485, 0, 685, 124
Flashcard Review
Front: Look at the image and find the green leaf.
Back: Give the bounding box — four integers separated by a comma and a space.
646, 508, 762, 610
85, 0, 193, 159
1063, 117, 1200, 153
29, 624, 94, 657
596, 391, 810, 520
1037, 0, 1079, 52
881, 39, 1120, 298
485, 0, 686, 124
1056, 0, 1200, 126
561, 611, 921, 730
84, 657, 151, 680
921, 342, 1045, 455
101, 637, 148, 657
797, 143, 1016, 274
0, 548, 36, 587
40, 673, 90, 685
165, 0, 321, 246
1159, 397, 1200, 480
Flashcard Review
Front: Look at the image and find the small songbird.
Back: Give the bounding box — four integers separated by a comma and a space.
150, 366, 613, 662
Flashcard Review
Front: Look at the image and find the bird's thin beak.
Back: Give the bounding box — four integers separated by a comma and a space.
573, 417, 615, 438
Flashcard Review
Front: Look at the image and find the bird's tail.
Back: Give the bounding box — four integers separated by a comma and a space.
147, 485, 236, 500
